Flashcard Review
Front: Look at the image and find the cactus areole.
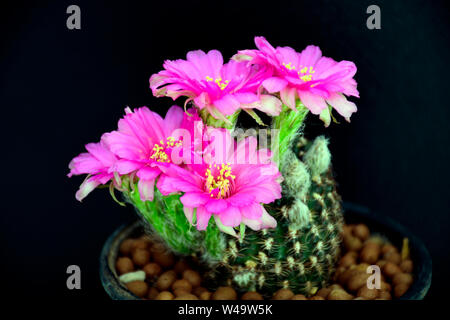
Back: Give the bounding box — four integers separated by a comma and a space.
68, 36, 358, 297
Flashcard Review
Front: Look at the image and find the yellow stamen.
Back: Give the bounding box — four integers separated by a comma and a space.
149, 136, 182, 163
205, 76, 230, 90
204, 164, 236, 199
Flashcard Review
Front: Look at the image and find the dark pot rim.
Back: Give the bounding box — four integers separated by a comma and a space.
100, 202, 432, 300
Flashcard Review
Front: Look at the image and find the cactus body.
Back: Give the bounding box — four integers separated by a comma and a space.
216, 137, 344, 297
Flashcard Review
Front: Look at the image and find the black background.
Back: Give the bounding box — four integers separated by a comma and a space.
1, 0, 449, 301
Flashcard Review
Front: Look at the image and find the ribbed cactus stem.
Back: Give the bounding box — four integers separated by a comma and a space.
218, 136, 343, 297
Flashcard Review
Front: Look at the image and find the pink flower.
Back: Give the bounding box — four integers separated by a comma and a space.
235, 36, 359, 125
149, 49, 282, 121
102, 105, 200, 201
68, 139, 117, 201
157, 130, 282, 236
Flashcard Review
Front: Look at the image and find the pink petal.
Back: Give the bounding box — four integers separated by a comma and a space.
213, 94, 241, 115
180, 192, 210, 207
163, 105, 184, 136
213, 215, 238, 237
299, 45, 322, 67
85, 141, 116, 167
326, 93, 357, 122
240, 203, 263, 219
262, 77, 288, 93
226, 193, 255, 207
257, 95, 282, 116
113, 159, 142, 174
183, 206, 194, 224
260, 207, 277, 229
280, 87, 297, 110
196, 206, 212, 230
136, 166, 161, 180
298, 90, 327, 114
205, 198, 228, 213
218, 206, 241, 227
233, 92, 259, 104
138, 178, 155, 201
75, 177, 101, 202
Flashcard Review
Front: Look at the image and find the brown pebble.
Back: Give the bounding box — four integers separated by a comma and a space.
132, 248, 150, 267
156, 270, 176, 291
347, 273, 370, 292
199, 291, 212, 300
353, 224, 370, 240
183, 270, 202, 287
153, 251, 175, 268
378, 291, 392, 300
360, 242, 381, 264
175, 294, 199, 300
339, 252, 357, 268
309, 295, 325, 300
328, 289, 353, 300
316, 288, 331, 299
155, 291, 174, 300
380, 281, 391, 292
212, 287, 237, 300
241, 292, 264, 300
334, 266, 347, 282
147, 287, 159, 300
400, 260, 413, 273
119, 239, 136, 256
381, 244, 397, 255
172, 279, 193, 293
126, 281, 148, 298
193, 287, 208, 296
342, 224, 354, 236
328, 283, 344, 291
384, 251, 401, 265
143, 263, 162, 278
376, 259, 388, 269
174, 289, 191, 297
338, 268, 359, 286
132, 239, 150, 251
174, 260, 191, 274
343, 234, 363, 252
392, 273, 413, 287
116, 257, 134, 275
382, 262, 401, 278
273, 288, 294, 300
291, 294, 308, 300
394, 283, 410, 298
357, 286, 379, 300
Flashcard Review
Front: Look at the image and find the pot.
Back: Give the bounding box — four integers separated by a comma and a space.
99, 202, 432, 300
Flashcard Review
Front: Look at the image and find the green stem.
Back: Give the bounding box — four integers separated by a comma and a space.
124, 187, 202, 255
271, 101, 309, 167
199, 108, 240, 129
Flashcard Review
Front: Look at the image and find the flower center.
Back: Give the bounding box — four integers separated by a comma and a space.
282, 63, 315, 82
150, 137, 182, 163
205, 163, 236, 199
205, 76, 230, 90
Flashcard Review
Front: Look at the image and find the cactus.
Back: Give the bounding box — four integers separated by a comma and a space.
68, 37, 358, 299
113, 102, 344, 297
213, 134, 344, 297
